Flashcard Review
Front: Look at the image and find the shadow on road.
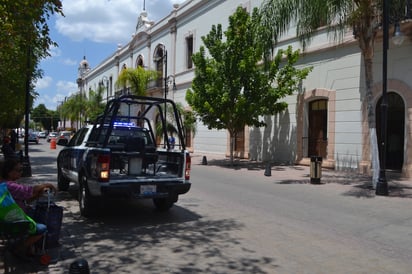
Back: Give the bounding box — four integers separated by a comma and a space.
49, 191, 278, 273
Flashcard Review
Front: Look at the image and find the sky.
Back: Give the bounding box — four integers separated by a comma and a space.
35, 0, 186, 110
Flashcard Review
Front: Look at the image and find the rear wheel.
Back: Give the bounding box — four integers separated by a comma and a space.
153, 198, 174, 211
57, 169, 70, 191
79, 174, 99, 217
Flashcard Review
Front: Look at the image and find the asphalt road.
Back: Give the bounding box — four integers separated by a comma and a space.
3, 140, 412, 273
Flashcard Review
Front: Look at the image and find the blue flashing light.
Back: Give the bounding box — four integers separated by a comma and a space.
113, 121, 136, 127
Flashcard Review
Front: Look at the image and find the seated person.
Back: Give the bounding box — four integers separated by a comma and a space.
0, 158, 57, 256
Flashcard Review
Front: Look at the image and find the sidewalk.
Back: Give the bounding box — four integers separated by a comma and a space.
191, 152, 412, 199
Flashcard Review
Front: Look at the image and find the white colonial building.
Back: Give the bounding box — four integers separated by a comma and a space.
78, 0, 412, 178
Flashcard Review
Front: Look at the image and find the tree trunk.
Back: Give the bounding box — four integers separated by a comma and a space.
363, 54, 379, 188
229, 132, 235, 165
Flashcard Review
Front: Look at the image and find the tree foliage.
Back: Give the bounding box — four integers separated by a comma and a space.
116, 66, 158, 96
186, 7, 311, 162
0, 0, 63, 128
85, 87, 105, 122
31, 104, 60, 131
59, 89, 107, 129
155, 103, 197, 144
60, 93, 86, 129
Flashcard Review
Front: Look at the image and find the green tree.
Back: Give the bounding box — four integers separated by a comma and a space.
31, 104, 49, 129
258, 0, 405, 188
116, 66, 158, 96
186, 7, 311, 163
156, 103, 197, 147
0, 0, 63, 129
61, 93, 87, 129
31, 104, 60, 131
85, 87, 106, 122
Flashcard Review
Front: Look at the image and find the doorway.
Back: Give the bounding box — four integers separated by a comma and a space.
376, 92, 405, 171
308, 99, 328, 158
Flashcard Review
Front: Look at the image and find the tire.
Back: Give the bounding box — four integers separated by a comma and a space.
57, 169, 70, 191
78, 173, 98, 217
153, 198, 174, 211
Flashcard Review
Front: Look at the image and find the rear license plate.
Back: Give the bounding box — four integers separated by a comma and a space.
140, 185, 156, 195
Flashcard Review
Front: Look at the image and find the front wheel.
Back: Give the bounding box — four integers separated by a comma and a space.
153, 198, 174, 211
79, 174, 99, 217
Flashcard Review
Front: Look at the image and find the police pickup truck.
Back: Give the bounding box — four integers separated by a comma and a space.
56, 95, 191, 217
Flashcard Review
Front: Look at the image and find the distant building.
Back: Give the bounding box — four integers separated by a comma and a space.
79, 0, 412, 178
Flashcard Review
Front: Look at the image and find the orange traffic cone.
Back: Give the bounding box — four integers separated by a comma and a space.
50, 137, 56, 149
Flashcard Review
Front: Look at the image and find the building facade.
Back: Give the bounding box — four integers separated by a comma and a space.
79, 0, 412, 178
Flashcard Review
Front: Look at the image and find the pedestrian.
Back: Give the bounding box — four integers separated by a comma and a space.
1, 136, 17, 160
10, 129, 18, 151
0, 158, 57, 257
168, 133, 175, 149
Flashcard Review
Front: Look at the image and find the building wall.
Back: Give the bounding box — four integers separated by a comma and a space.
79, 0, 412, 177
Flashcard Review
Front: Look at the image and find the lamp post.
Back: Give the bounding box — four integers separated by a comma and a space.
22, 44, 32, 177
102, 76, 109, 103
376, 0, 405, 195
57, 101, 63, 130
376, 0, 389, 195
159, 48, 177, 148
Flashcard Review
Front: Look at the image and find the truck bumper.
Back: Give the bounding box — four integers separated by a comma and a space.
98, 182, 191, 199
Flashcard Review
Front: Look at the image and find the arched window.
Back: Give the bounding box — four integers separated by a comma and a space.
136, 55, 144, 68
153, 45, 165, 87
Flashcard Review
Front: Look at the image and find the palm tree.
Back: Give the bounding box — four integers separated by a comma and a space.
115, 66, 158, 96
155, 102, 197, 148
85, 87, 105, 122
61, 93, 87, 130
259, 0, 405, 188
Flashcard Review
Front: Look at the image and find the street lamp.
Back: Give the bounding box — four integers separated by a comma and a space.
57, 101, 63, 130
101, 76, 109, 103
22, 44, 32, 177
156, 47, 177, 148
376, 0, 404, 195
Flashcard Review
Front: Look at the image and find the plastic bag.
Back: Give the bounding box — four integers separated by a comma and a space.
0, 183, 37, 234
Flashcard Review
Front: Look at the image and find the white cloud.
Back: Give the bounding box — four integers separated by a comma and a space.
56, 0, 186, 44
35, 76, 53, 90
62, 58, 78, 66
56, 80, 78, 94
36, 81, 78, 109
49, 45, 62, 58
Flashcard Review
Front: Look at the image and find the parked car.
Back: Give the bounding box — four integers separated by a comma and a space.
58, 131, 72, 142
37, 131, 47, 138
27, 133, 39, 144
47, 132, 58, 142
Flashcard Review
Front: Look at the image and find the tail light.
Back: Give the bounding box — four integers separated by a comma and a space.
98, 154, 110, 182
185, 152, 191, 180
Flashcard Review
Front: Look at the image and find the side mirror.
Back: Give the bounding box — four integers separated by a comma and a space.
57, 138, 68, 146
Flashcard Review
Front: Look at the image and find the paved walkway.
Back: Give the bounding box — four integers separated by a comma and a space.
191, 153, 412, 199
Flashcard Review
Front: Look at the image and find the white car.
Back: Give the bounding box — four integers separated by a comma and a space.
37, 131, 47, 138
47, 132, 58, 142
58, 131, 72, 141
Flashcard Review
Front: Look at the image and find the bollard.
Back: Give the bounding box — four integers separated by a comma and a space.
69, 258, 90, 274
264, 162, 271, 176
21, 156, 32, 177
310, 156, 322, 184
50, 137, 56, 149
202, 156, 208, 165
